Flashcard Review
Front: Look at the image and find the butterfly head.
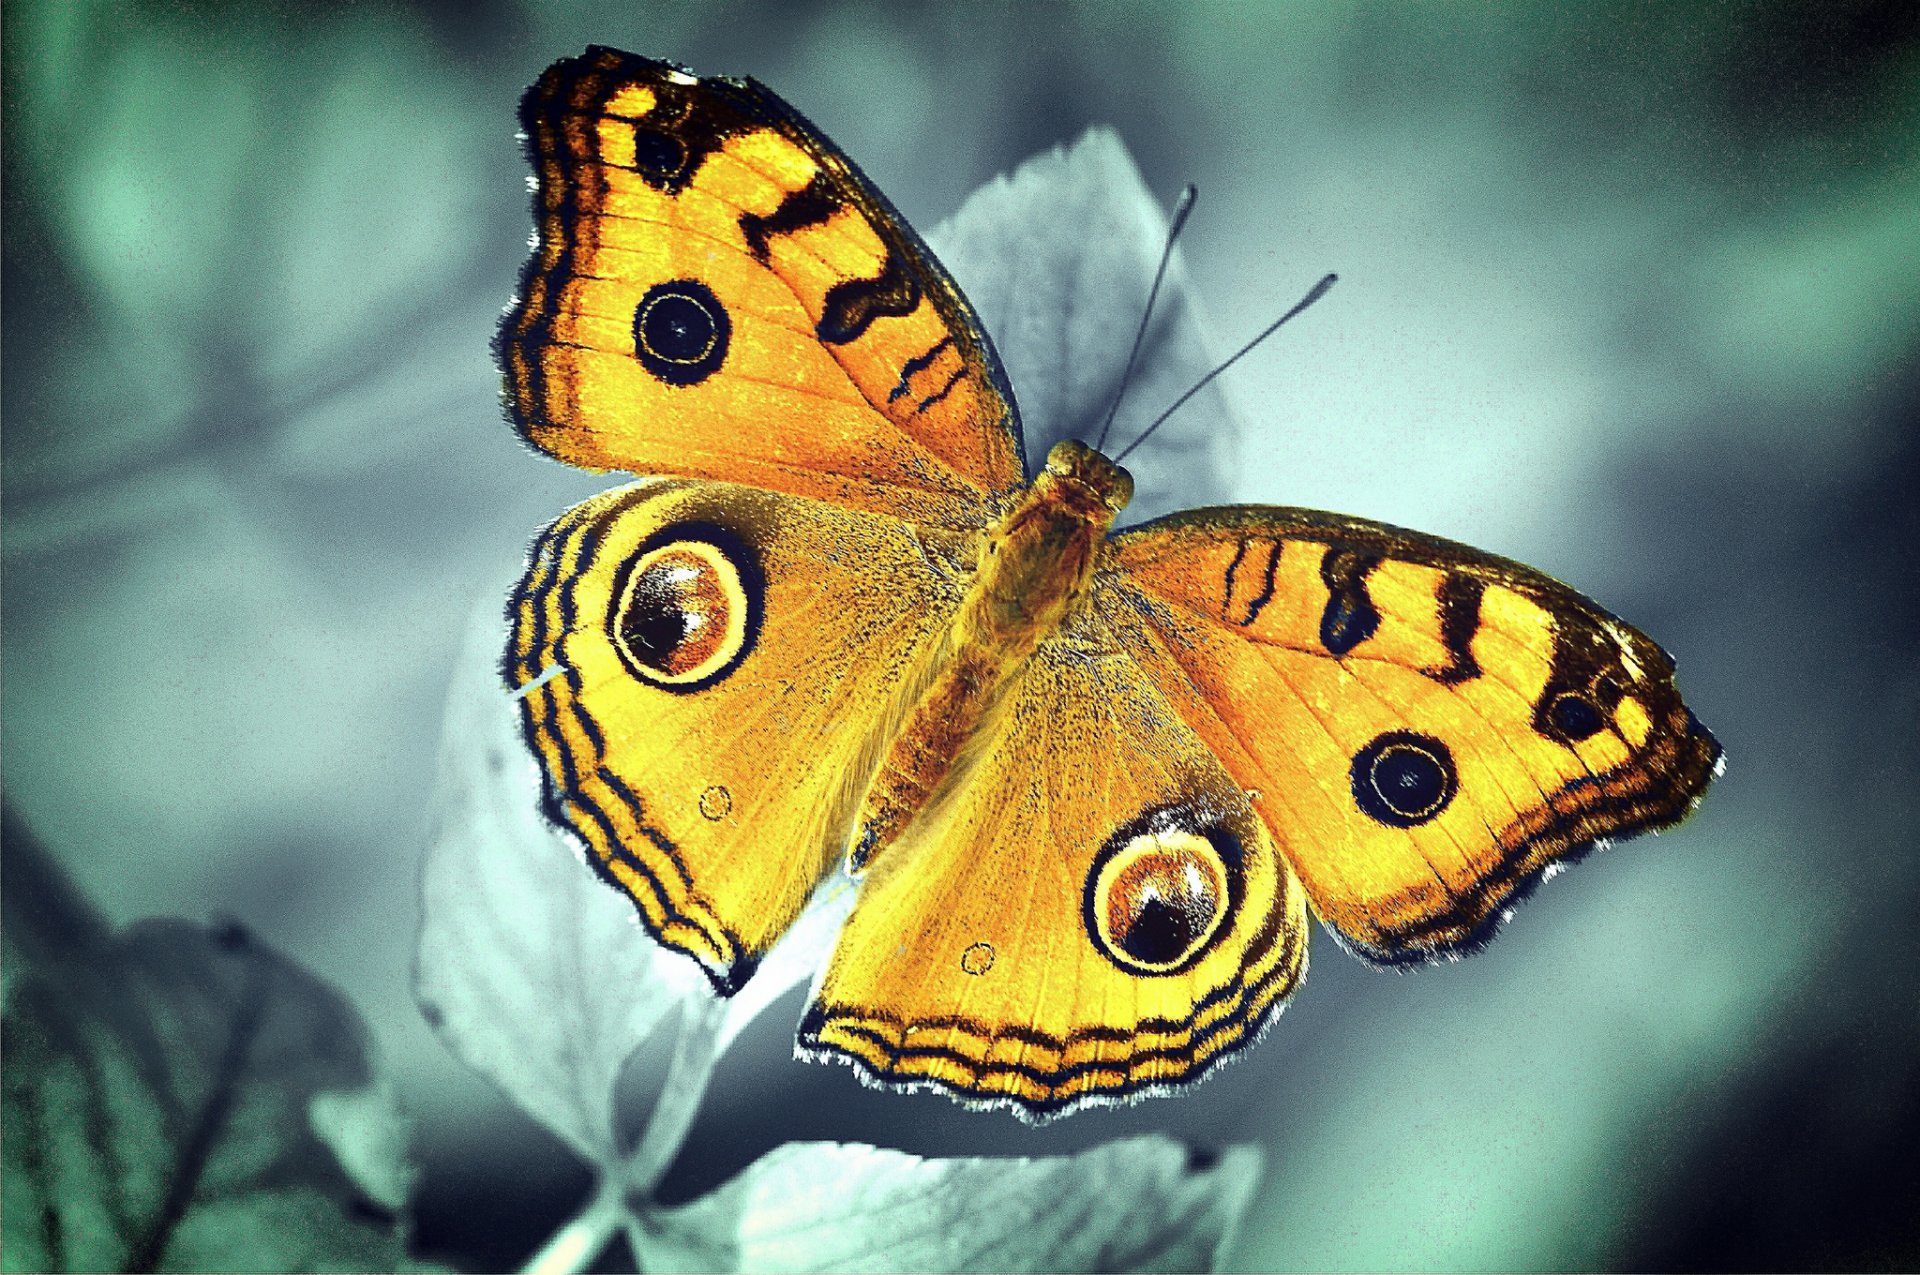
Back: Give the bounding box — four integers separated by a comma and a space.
1042, 439, 1134, 518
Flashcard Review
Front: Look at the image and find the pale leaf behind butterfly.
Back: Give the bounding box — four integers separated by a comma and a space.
926, 127, 1240, 523
639, 1136, 1260, 1273
418, 590, 851, 1167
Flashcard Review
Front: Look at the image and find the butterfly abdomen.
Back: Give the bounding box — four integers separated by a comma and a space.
848, 442, 1133, 872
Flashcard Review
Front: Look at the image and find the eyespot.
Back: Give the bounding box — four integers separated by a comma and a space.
1084, 818, 1240, 976
698, 784, 732, 821
959, 942, 995, 976
1547, 693, 1605, 741
629, 127, 688, 183
609, 523, 761, 692
1351, 731, 1458, 828
632, 280, 730, 386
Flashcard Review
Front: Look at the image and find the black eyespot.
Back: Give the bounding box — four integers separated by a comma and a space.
1549, 693, 1605, 740
629, 128, 687, 182
1119, 895, 1200, 966
633, 280, 730, 386
1351, 731, 1458, 828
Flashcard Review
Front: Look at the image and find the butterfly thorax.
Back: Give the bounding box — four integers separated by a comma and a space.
847, 442, 1134, 873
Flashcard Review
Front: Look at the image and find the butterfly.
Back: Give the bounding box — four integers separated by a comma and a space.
497, 47, 1721, 1119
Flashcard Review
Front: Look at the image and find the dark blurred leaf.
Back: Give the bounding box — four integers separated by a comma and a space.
927, 129, 1243, 524
633, 1135, 1262, 1273
1, 808, 425, 1273
2, 1, 498, 546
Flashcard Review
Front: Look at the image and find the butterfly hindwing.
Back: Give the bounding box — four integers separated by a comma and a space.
501, 47, 1025, 528
1102, 507, 1721, 963
799, 613, 1309, 1116
505, 478, 970, 991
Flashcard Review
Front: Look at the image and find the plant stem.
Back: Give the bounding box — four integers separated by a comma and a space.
524, 885, 854, 1273
519, 1182, 623, 1275
622, 992, 729, 1200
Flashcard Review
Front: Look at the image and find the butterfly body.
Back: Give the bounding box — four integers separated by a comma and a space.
851, 439, 1134, 870
500, 47, 1720, 1117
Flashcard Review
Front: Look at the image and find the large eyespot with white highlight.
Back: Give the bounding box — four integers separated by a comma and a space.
608, 522, 761, 692
1084, 813, 1242, 976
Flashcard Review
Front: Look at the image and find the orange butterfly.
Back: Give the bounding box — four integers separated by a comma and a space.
498, 47, 1720, 1118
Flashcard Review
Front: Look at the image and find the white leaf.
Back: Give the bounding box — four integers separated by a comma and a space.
308, 1080, 414, 1212
415, 588, 704, 1166
927, 129, 1244, 523
636, 1135, 1262, 1273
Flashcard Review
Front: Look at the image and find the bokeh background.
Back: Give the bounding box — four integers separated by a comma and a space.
5, 2, 1918, 1270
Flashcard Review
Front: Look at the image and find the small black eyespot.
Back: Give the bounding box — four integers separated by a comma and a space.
1351, 731, 1458, 828
633, 280, 730, 386
629, 128, 686, 182
1549, 693, 1605, 740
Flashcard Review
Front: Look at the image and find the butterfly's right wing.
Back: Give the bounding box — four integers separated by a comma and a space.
1102, 506, 1721, 964
505, 478, 968, 992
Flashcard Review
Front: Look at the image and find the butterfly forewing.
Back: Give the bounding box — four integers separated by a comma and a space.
502, 47, 1025, 529
1102, 507, 1721, 962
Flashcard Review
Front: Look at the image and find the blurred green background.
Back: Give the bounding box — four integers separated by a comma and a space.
5, 1, 1917, 1270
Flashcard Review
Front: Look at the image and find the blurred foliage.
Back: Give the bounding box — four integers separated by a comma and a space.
4, 1, 1918, 1271
2, 808, 426, 1272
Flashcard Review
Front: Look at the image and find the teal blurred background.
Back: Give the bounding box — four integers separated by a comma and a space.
5, 1, 1917, 1269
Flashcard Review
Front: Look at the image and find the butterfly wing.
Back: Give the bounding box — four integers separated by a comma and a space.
502, 47, 1025, 527
799, 614, 1309, 1117
506, 478, 971, 992
1099, 506, 1721, 963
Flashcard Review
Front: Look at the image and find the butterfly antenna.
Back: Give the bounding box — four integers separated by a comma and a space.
1111, 272, 1338, 466
1092, 184, 1198, 454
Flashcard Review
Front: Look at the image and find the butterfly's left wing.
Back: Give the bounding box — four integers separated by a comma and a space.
1099, 507, 1721, 964
502, 48, 1025, 529
799, 617, 1310, 1118
506, 477, 973, 993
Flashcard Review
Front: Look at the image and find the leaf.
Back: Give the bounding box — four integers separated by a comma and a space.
3, 6, 499, 557
632, 1135, 1262, 1274
415, 591, 850, 1176
1, 808, 423, 1273
927, 129, 1245, 524
415, 589, 705, 1167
